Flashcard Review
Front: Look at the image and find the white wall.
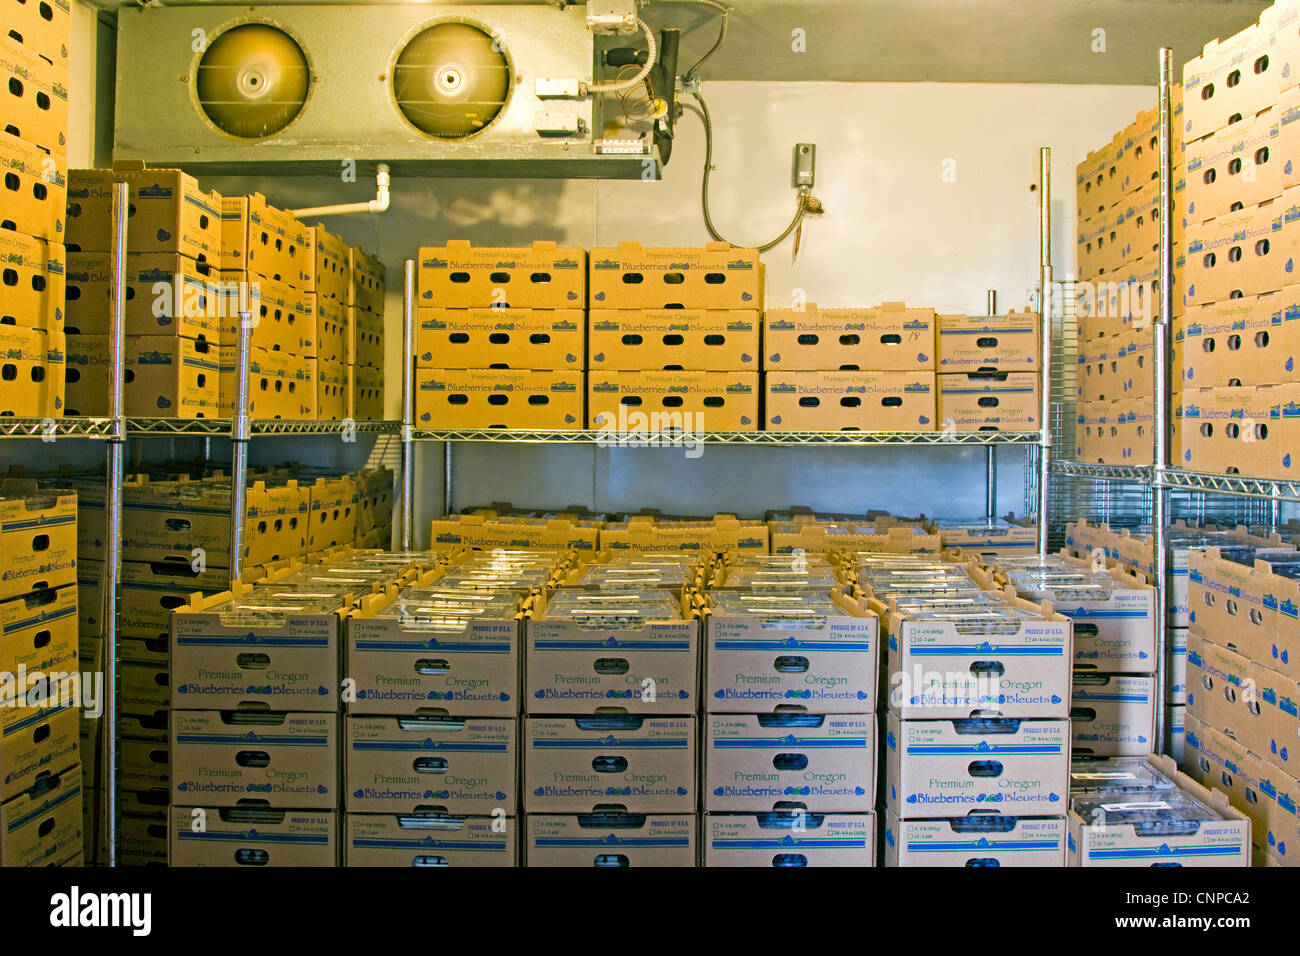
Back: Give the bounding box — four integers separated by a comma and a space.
157, 82, 1158, 541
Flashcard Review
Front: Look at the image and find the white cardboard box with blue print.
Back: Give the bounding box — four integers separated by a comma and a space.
525, 589, 698, 715
886, 811, 1066, 867
346, 584, 524, 718
705, 713, 876, 812
170, 582, 346, 712
881, 593, 1071, 719
1070, 674, 1157, 758
345, 716, 516, 815
346, 812, 515, 867
703, 590, 879, 714
528, 814, 696, 867
524, 716, 695, 813
885, 713, 1070, 820
705, 812, 876, 867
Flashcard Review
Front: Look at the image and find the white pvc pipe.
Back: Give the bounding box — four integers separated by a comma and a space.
292, 163, 391, 219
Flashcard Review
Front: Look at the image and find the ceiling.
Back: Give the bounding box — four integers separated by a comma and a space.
90, 0, 1271, 84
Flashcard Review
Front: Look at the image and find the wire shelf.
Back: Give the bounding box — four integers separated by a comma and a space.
409, 428, 1044, 445
1159, 469, 1300, 502
1051, 460, 1153, 483
123, 419, 402, 437
0, 417, 117, 439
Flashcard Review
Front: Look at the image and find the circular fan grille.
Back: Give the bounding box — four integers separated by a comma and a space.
393, 22, 510, 139
196, 24, 310, 139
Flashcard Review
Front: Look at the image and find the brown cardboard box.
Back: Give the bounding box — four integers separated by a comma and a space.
1181, 290, 1300, 388
219, 344, 315, 419
524, 716, 696, 813
1, 130, 65, 242
1076, 215, 1108, 280
5, 0, 71, 68
170, 808, 338, 866
530, 814, 696, 867
355, 467, 392, 536
706, 813, 874, 867
344, 716, 516, 814
0, 231, 64, 333
1076, 137, 1124, 220
0, 706, 77, 806
937, 371, 1040, 432
589, 308, 756, 371
315, 359, 347, 420
216, 271, 313, 354
117, 559, 230, 639
64, 252, 223, 339
589, 242, 759, 310
1264, 765, 1299, 865
418, 241, 582, 309
765, 370, 935, 431
120, 737, 169, 792
706, 713, 876, 812
1071, 674, 1157, 757
345, 812, 514, 866
349, 363, 385, 420
348, 306, 383, 369
429, 512, 600, 551
1186, 107, 1283, 224
417, 368, 583, 429
0, 323, 63, 417
599, 517, 767, 552
0, 764, 81, 866
1280, 84, 1300, 192
66, 167, 219, 261
1117, 107, 1162, 199
313, 226, 349, 301
1185, 193, 1300, 307
63, 334, 221, 418
0, 480, 75, 601
936, 310, 1039, 371
768, 522, 940, 555
417, 307, 583, 370
1183, 19, 1278, 143
170, 711, 338, 808
220, 193, 311, 287
305, 475, 358, 552
588, 370, 758, 431
0, 581, 77, 683
348, 246, 385, 314
0, 35, 67, 155
762, 302, 934, 371
1179, 384, 1300, 479
310, 294, 348, 364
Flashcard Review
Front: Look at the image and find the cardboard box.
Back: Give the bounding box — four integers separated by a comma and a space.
348, 246, 385, 314
1076, 137, 1125, 219
1183, 18, 1278, 142
345, 716, 516, 814
349, 363, 385, 420
417, 368, 582, 430
933, 519, 1038, 559
0, 227, 63, 334
936, 311, 1039, 371
881, 592, 1071, 719
705, 713, 875, 812
589, 308, 756, 371
345, 812, 515, 866
885, 810, 1066, 867
348, 306, 383, 369
1185, 722, 1269, 858
217, 272, 314, 354
311, 295, 348, 364
430, 512, 599, 552
704, 589, 878, 714
418, 308, 584, 370
599, 517, 767, 552
1071, 674, 1157, 757
220, 193, 312, 288
526, 590, 698, 715
762, 302, 934, 371
304, 475, 358, 552
769, 522, 940, 555
1280, 83, 1300, 191
313, 226, 349, 302
530, 814, 696, 867
0, 322, 63, 417
1178, 291, 1300, 388
169, 807, 338, 866
1076, 215, 1109, 280
1185, 193, 1300, 306
1169, 627, 1189, 705
0, 705, 77, 802
0, 480, 75, 601
315, 359, 347, 420
118, 558, 230, 638
1187, 635, 1276, 763
66, 167, 219, 261
766, 370, 934, 431
704, 812, 873, 867
1, 132, 64, 245
171, 584, 344, 711
590, 242, 758, 310
1266, 765, 1300, 865
0, 34, 67, 157
219, 344, 315, 419
1117, 107, 1163, 200
1179, 383, 1300, 479
64, 334, 222, 419
64, 252, 223, 339
589, 370, 758, 431
418, 241, 584, 309
120, 736, 168, 793
525, 716, 695, 813
0, 582, 76, 682
886, 713, 1069, 819
5, 0, 71, 68
1187, 545, 1294, 668
937, 372, 1040, 432
170, 711, 338, 808
347, 582, 523, 717
1067, 754, 1251, 866
1186, 107, 1283, 224
0, 763, 80, 866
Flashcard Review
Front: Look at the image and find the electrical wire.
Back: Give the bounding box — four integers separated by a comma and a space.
654, 0, 729, 78
587, 17, 658, 93
684, 91, 809, 253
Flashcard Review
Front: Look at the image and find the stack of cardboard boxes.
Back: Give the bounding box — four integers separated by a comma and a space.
589, 242, 760, 432
307, 226, 351, 420
0, 481, 84, 867
1179, 1, 1300, 477
347, 245, 385, 420
416, 241, 583, 429
762, 303, 934, 431
936, 310, 1042, 433
0, 8, 69, 418
1074, 95, 1184, 465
